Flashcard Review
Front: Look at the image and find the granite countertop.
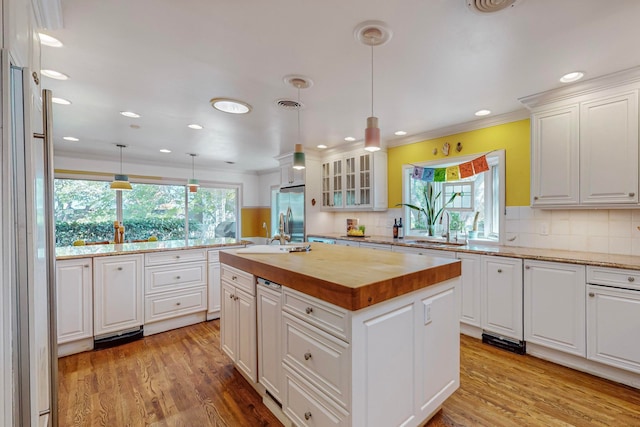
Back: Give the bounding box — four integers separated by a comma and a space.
55, 238, 249, 260
309, 233, 640, 271
220, 243, 461, 311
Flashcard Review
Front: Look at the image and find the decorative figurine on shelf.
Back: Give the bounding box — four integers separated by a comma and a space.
119, 225, 125, 243
113, 220, 121, 244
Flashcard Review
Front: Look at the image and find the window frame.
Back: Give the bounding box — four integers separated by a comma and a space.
400, 149, 506, 244
54, 171, 243, 243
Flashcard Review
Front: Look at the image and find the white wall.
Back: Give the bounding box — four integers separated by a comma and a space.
54, 154, 272, 207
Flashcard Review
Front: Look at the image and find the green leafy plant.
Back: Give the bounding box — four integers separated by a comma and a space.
396, 183, 459, 236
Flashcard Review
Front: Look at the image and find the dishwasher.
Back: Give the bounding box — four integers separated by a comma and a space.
256, 277, 284, 405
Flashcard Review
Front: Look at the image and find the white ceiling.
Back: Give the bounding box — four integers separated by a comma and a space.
42, 0, 640, 173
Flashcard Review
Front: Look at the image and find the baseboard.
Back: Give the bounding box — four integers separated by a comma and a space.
206, 310, 220, 321
144, 311, 206, 336
57, 337, 94, 357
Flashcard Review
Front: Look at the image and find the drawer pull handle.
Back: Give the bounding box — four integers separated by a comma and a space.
84, 264, 89, 268
176, 255, 180, 259
230, 294, 235, 299
176, 302, 181, 306
304, 412, 312, 421
304, 352, 312, 361
497, 269, 502, 273
525, 265, 530, 270
630, 192, 636, 197
117, 267, 123, 271
232, 275, 238, 281
234, 296, 239, 301
305, 307, 313, 314
176, 276, 181, 280
589, 292, 595, 297
628, 277, 635, 282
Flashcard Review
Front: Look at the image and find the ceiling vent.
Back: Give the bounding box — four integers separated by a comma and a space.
276, 99, 303, 110
467, 0, 523, 14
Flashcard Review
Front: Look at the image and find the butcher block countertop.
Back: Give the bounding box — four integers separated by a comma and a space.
219, 242, 461, 311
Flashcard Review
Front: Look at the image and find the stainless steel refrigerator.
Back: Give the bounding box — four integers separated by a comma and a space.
272, 185, 305, 243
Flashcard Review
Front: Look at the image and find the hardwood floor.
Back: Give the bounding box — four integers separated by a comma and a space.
58, 321, 640, 426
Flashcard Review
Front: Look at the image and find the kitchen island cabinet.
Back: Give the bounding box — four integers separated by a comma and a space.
56, 258, 93, 356
220, 243, 461, 427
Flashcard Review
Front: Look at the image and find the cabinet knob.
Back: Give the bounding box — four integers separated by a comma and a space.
176, 302, 181, 306
304, 352, 312, 361
630, 192, 636, 197
232, 275, 237, 281
304, 412, 312, 421
533, 196, 539, 200
628, 277, 635, 282
305, 307, 313, 314
230, 294, 235, 299
84, 264, 89, 268
176, 255, 180, 259
497, 269, 502, 273
234, 296, 239, 301
589, 292, 595, 297
117, 267, 123, 271
525, 266, 530, 270
176, 276, 181, 280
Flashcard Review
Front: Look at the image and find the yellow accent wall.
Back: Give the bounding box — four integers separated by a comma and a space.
241, 207, 271, 237
387, 119, 531, 207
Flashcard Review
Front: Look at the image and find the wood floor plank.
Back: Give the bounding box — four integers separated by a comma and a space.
58, 321, 640, 426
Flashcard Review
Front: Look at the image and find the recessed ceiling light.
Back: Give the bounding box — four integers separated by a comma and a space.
188, 124, 203, 130
210, 98, 251, 114
394, 131, 407, 136
475, 109, 491, 116
120, 111, 141, 118
41, 69, 69, 80
38, 33, 63, 47
344, 137, 356, 142
159, 149, 171, 153
52, 97, 71, 105
560, 71, 585, 83
317, 144, 328, 149
63, 136, 79, 142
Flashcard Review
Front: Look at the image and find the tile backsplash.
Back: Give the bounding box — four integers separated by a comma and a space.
325, 207, 640, 256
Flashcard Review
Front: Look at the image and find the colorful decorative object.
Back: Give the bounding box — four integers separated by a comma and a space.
445, 165, 460, 181
459, 161, 474, 178
434, 168, 446, 182
421, 168, 435, 182
472, 155, 490, 173
409, 152, 493, 183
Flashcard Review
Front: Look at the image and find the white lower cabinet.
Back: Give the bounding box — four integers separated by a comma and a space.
279, 278, 460, 427
392, 245, 456, 259
93, 254, 144, 338
220, 264, 257, 383
587, 284, 640, 374
481, 256, 523, 342
257, 283, 283, 402
457, 253, 481, 328
56, 258, 93, 356
334, 239, 359, 247
524, 260, 586, 356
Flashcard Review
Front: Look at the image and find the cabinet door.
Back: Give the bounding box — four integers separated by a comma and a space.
587, 285, 640, 373
208, 262, 221, 318
257, 286, 282, 401
236, 287, 257, 382
457, 253, 481, 327
321, 161, 332, 208
481, 256, 523, 341
331, 158, 344, 208
357, 153, 372, 207
344, 155, 357, 208
524, 261, 585, 356
56, 259, 93, 344
580, 90, 639, 205
220, 281, 238, 361
531, 105, 580, 206
93, 254, 143, 336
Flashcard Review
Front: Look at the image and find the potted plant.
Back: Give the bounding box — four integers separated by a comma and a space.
397, 183, 459, 236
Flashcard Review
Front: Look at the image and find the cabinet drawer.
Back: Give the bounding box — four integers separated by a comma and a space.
283, 312, 350, 408
221, 264, 254, 296
283, 288, 350, 341
145, 262, 206, 294
145, 287, 206, 323
283, 365, 349, 427
145, 249, 206, 266
587, 266, 640, 291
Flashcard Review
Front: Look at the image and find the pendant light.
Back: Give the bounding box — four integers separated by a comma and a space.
286, 76, 312, 170
188, 153, 199, 193
355, 21, 392, 152
110, 144, 132, 190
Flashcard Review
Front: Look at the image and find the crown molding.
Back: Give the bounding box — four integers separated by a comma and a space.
385, 109, 529, 148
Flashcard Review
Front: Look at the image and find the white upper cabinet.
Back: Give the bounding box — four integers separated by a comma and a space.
522, 68, 640, 208
279, 154, 305, 188
321, 149, 387, 211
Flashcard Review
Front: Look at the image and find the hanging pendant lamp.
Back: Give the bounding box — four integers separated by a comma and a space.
188, 153, 200, 193
286, 76, 311, 170
110, 144, 132, 190
355, 21, 392, 152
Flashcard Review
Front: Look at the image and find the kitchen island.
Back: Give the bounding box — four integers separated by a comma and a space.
220, 243, 461, 427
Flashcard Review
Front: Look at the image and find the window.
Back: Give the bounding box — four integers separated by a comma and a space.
54, 177, 239, 246
401, 150, 505, 243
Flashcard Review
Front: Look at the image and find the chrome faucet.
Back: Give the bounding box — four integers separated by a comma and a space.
270, 212, 291, 245
442, 211, 452, 243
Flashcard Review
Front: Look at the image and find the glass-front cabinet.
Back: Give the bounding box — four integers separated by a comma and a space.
321, 149, 386, 211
